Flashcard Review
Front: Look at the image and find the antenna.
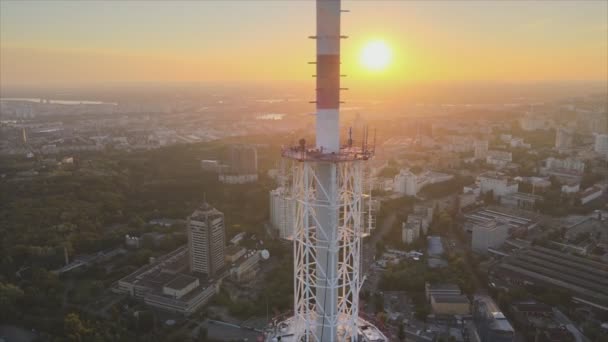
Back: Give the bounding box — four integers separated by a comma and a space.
373, 128, 377, 153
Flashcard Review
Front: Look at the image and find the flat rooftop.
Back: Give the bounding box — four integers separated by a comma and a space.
464, 208, 536, 230
119, 245, 189, 289
164, 274, 198, 291
495, 245, 608, 304
432, 294, 470, 304
427, 283, 461, 292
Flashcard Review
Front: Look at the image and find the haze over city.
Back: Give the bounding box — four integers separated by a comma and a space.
0, 1, 607, 342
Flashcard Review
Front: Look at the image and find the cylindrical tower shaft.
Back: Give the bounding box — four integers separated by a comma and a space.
316, 0, 341, 152
315, 0, 341, 340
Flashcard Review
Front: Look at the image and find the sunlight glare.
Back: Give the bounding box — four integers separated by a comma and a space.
360, 40, 392, 71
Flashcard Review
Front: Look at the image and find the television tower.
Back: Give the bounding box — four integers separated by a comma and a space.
268, 0, 384, 341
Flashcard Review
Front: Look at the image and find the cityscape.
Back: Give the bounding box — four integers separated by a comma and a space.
1, 1, 607, 342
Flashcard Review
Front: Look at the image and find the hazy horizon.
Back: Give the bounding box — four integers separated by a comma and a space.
1, 0, 607, 89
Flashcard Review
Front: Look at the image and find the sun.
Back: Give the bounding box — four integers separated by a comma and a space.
360, 40, 392, 71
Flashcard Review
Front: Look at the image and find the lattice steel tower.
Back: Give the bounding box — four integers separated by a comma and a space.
279, 0, 374, 340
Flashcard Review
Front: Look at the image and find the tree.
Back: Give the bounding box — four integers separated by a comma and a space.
197, 326, 208, 342
64, 313, 91, 342
136, 310, 155, 332
373, 292, 385, 313
375, 241, 385, 259
129, 215, 145, 229
398, 322, 406, 341
0, 282, 23, 321
415, 306, 429, 321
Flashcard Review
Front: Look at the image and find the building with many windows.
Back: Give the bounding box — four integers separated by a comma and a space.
269, 187, 296, 240
187, 203, 226, 276
595, 134, 608, 157
477, 172, 518, 200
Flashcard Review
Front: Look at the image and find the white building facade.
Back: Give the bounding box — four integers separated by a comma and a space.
472, 220, 510, 254
269, 187, 296, 240
477, 172, 518, 199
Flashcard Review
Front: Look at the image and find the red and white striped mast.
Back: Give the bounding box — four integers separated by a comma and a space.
275, 0, 381, 340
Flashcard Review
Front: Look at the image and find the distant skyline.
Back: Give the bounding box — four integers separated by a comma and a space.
1, 0, 607, 87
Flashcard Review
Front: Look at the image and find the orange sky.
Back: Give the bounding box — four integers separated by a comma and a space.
1, 1, 607, 87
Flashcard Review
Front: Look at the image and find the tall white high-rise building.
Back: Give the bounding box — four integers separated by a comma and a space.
555, 128, 573, 150
474, 140, 489, 160
269, 187, 296, 240
393, 169, 418, 196
187, 203, 226, 276
595, 134, 608, 157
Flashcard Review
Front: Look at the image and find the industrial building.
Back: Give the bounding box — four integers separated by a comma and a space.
425, 282, 461, 301
463, 207, 537, 234
491, 245, 608, 306
116, 246, 219, 315
499, 192, 542, 211
187, 203, 226, 276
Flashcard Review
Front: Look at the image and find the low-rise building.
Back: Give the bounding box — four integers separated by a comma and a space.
402, 220, 420, 244
595, 133, 608, 157
229, 250, 261, 282
580, 185, 604, 205
394, 169, 453, 196
117, 246, 219, 315
561, 182, 580, 194
500, 192, 542, 210
200, 159, 220, 172
225, 245, 246, 263
463, 184, 481, 197
431, 294, 470, 315
477, 172, 518, 200
425, 282, 461, 301
486, 150, 512, 168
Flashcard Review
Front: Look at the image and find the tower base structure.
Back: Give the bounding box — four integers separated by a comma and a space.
264, 315, 388, 342
265, 145, 383, 342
